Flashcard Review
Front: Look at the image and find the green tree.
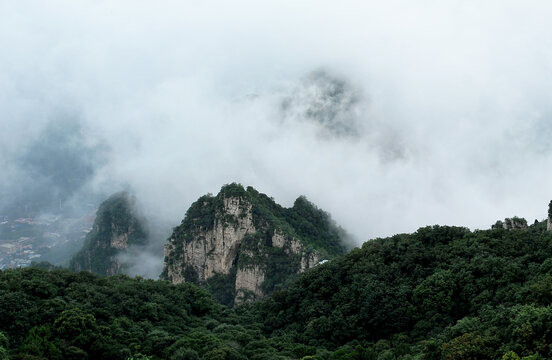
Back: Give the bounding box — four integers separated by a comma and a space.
17, 325, 62, 360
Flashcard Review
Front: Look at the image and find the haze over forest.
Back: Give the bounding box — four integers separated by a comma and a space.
2, 0, 552, 250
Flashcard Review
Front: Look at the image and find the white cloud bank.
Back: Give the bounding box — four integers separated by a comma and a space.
2, 0, 552, 245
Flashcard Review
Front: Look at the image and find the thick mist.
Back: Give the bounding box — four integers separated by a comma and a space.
2, 1, 552, 272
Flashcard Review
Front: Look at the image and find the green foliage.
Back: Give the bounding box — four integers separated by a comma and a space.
245, 188, 349, 259
249, 224, 552, 358
440, 333, 492, 360
17, 325, 62, 360
53, 307, 97, 349
0, 333, 8, 350
174, 194, 220, 240
0, 332, 7, 360
0, 268, 226, 359
286, 195, 349, 257
126, 353, 152, 360
170, 348, 199, 360
206, 268, 238, 307
6, 221, 552, 358
503, 351, 521, 360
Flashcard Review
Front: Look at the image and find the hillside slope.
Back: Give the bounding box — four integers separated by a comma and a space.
251, 220, 552, 358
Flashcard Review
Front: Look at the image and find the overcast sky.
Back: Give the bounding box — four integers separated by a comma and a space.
2, 1, 552, 244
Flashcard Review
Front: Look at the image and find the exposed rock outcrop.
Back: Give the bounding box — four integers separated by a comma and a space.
493, 217, 528, 231
162, 183, 348, 306
502, 217, 528, 230
234, 265, 265, 303
70, 192, 147, 276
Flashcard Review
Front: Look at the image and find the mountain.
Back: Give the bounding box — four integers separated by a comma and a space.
69, 192, 147, 276
161, 183, 349, 306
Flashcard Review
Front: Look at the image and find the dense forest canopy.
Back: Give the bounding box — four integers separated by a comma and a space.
2, 220, 552, 359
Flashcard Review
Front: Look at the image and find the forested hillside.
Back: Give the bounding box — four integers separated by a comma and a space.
2, 222, 552, 359
251, 222, 552, 359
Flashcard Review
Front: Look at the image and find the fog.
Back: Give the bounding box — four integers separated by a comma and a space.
2, 1, 552, 261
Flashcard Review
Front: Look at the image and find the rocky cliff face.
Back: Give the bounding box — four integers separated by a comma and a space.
162, 184, 348, 306
70, 192, 147, 276
163, 196, 255, 285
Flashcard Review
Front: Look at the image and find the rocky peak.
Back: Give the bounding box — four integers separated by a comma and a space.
503, 217, 528, 230
162, 183, 348, 306
492, 217, 528, 231
70, 192, 147, 276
